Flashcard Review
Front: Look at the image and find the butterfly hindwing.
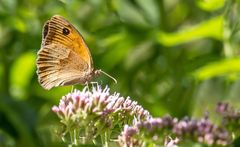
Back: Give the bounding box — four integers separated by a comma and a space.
37, 44, 90, 90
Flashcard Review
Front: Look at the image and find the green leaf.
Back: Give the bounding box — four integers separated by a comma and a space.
0, 63, 3, 81
0, 0, 17, 14
157, 16, 223, 46
10, 52, 36, 100
115, 0, 149, 27
0, 130, 15, 146
136, 0, 159, 26
99, 32, 133, 70
196, 0, 225, 11
100, 40, 132, 70
192, 58, 240, 81
9, 17, 27, 33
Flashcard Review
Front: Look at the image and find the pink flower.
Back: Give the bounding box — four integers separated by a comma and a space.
52, 85, 151, 145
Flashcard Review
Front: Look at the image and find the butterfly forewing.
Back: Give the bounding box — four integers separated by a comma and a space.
42, 15, 93, 66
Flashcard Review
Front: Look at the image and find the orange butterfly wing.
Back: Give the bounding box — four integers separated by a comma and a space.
37, 15, 96, 90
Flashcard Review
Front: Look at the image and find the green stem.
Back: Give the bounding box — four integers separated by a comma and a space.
69, 130, 74, 145
74, 129, 78, 145
0, 47, 10, 96
156, 0, 167, 31
104, 131, 109, 147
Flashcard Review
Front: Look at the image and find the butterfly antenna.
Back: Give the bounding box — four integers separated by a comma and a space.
99, 70, 117, 84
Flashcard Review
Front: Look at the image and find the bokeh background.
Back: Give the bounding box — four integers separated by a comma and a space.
0, 0, 240, 146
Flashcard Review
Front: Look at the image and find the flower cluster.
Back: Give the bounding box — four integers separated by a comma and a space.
216, 102, 240, 138
52, 85, 238, 146
118, 115, 174, 146
52, 85, 151, 145
118, 115, 231, 146
173, 116, 230, 145
216, 102, 240, 123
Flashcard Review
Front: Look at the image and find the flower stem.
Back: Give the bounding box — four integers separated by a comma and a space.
104, 132, 109, 147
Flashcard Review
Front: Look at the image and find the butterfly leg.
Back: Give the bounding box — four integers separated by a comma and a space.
90, 81, 99, 90
84, 81, 90, 92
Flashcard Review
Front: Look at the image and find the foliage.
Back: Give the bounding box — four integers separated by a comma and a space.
0, 0, 240, 146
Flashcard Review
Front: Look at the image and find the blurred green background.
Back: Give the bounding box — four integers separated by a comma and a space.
0, 0, 240, 146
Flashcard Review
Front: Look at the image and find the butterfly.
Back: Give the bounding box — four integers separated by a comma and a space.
36, 15, 116, 90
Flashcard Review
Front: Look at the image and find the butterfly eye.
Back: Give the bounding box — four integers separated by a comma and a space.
62, 28, 70, 35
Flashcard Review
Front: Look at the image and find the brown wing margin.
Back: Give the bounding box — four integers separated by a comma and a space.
41, 16, 73, 48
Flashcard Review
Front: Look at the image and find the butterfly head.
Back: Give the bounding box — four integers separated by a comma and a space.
93, 69, 101, 76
